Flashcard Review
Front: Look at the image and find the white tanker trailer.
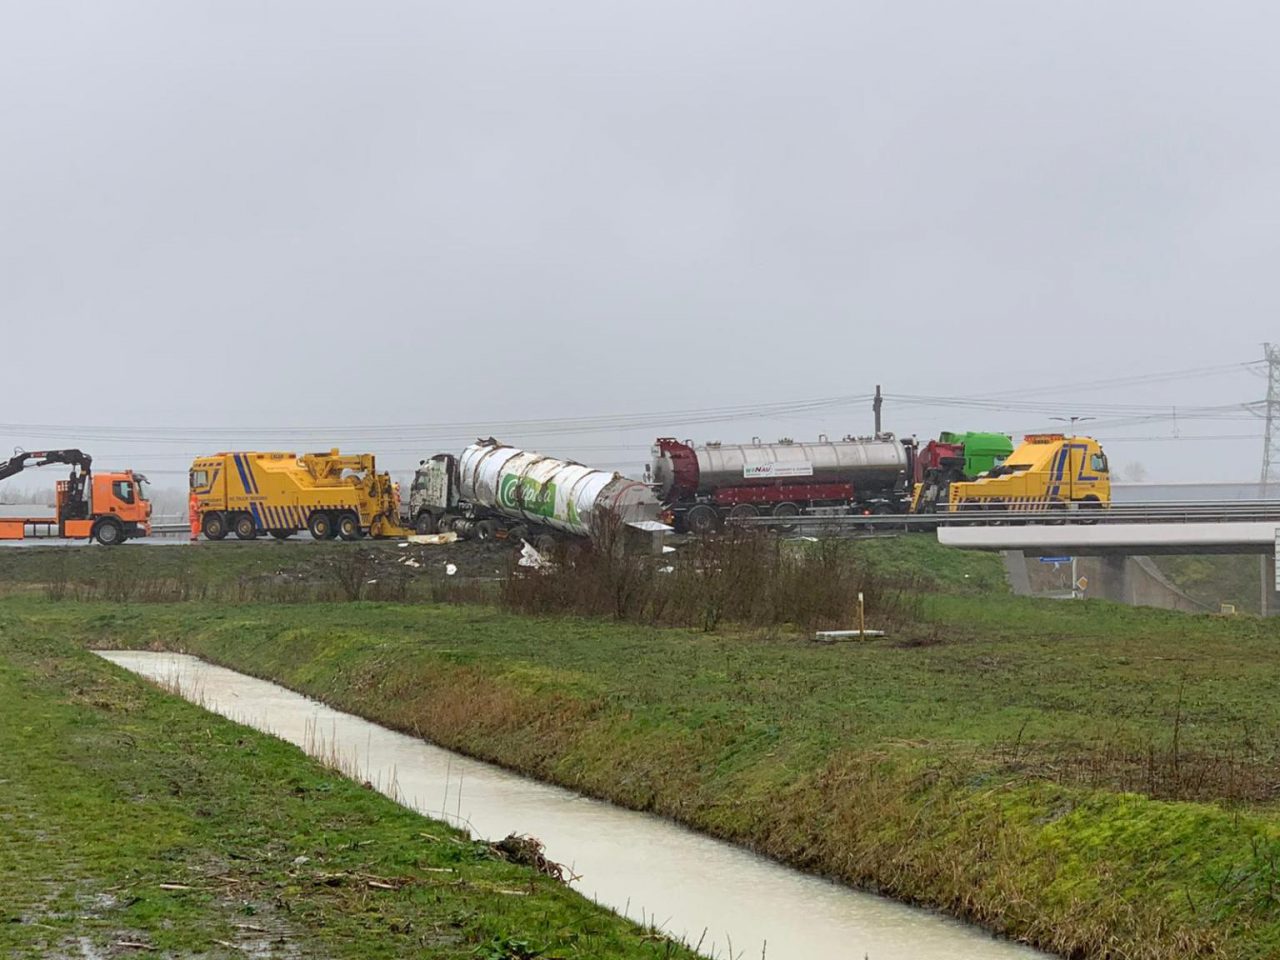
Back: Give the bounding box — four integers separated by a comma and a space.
409, 439, 660, 549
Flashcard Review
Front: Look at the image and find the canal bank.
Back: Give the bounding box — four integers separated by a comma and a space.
15, 596, 1280, 959
101, 650, 1046, 960
0, 631, 702, 959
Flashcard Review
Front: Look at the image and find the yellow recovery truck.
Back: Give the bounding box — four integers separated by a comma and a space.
190, 450, 413, 541
948, 433, 1110, 513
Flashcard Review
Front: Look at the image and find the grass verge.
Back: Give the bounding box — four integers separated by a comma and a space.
0, 629, 700, 959
6, 538, 1280, 958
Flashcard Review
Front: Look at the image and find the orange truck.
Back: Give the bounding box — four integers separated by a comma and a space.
0, 449, 151, 545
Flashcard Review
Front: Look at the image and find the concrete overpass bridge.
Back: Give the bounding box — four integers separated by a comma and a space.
739, 500, 1280, 613
935, 508, 1280, 613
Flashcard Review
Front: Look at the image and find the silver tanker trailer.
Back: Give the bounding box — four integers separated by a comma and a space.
652, 435, 916, 533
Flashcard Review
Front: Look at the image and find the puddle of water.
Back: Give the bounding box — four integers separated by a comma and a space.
98, 650, 1050, 960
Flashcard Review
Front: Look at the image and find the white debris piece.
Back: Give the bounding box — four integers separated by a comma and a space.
658, 565, 675, 573
517, 541, 550, 569
409, 532, 459, 545
662, 545, 676, 554
445, 563, 458, 576
402, 558, 421, 568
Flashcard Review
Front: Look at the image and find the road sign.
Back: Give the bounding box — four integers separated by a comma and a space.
1039, 556, 1071, 564
1075, 576, 1088, 591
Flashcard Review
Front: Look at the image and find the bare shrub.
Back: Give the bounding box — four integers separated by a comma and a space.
43, 552, 70, 601
503, 529, 924, 633
329, 550, 375, 602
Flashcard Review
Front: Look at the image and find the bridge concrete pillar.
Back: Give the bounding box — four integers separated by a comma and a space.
1099, 554, 1132, 604
1261, 555, 1280, 617
1001, 551, 1032, 597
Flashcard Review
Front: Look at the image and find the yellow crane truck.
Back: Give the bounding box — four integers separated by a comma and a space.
948, 433, 1110, 512
189, 450, 412, 541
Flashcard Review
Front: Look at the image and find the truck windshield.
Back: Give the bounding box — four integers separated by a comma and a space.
135, 477, 151, 501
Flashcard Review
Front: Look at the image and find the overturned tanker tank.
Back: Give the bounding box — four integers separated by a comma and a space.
409, 439, 661, 549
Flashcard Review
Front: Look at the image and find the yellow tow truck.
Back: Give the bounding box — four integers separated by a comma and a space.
190, 449, 413, 541
948, 434, 1110, 512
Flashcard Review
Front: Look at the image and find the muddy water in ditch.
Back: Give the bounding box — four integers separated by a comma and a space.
98, 651, 1049, 960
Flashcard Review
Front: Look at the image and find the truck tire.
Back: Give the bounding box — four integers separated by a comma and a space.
534, 533, 557, 553
727, 503, 758, 521
92, 518, 124, 546
1078, 495, 1102, 524
202, 512, 228, 541
337, 512, 362, 541
506, 524, 529, 545
771, 501, 800, 531
309, 512, 335, 540
414, 512, 437, 535
473, 519, 497, 541
684, 504, 720, 535
233, 513, 258, 540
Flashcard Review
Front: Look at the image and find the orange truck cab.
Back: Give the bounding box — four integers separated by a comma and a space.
57, 470, 152, 544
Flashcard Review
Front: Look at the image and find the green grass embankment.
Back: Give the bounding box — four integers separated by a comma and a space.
0, 629, 700, 959
7, 581, 1280, 960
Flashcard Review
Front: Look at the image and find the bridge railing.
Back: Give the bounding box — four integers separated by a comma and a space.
727, 500, 1280, 532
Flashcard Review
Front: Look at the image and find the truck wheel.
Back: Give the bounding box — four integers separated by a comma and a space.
1078, 496, 1102, 524
684, 504, 720, 535
309, 512, 334, 540
506, 524, 529, 545
771, 502, 800, 531
233, 513, 258, 540
92, 518, 124, 546
473, 519, 497, 541
414, 513, 437, 535
337, 512, 362, 541
727, 504, 758, 522
202, 512, 228, 541
534, 533, 557, 553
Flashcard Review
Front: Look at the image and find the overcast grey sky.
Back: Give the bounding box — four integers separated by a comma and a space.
2, 0, 1276, 487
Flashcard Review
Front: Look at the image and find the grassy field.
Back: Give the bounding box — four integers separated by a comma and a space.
0, 627, 700, 959
6, 537, 1280, 958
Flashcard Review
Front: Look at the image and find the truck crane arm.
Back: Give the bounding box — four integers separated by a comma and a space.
0, 449, 93, 484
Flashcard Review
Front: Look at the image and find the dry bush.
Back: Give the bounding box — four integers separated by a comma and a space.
329, 550, 375, 602
503, 524, 923, 633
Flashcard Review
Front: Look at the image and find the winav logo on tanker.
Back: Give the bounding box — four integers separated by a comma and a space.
742, 463, 814, 480
498, 474, 562, 520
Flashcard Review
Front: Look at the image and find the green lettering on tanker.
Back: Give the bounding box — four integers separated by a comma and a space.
498, 474, 557, 519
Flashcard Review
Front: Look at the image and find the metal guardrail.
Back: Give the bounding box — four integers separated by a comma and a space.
730, 500, 1280, 531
